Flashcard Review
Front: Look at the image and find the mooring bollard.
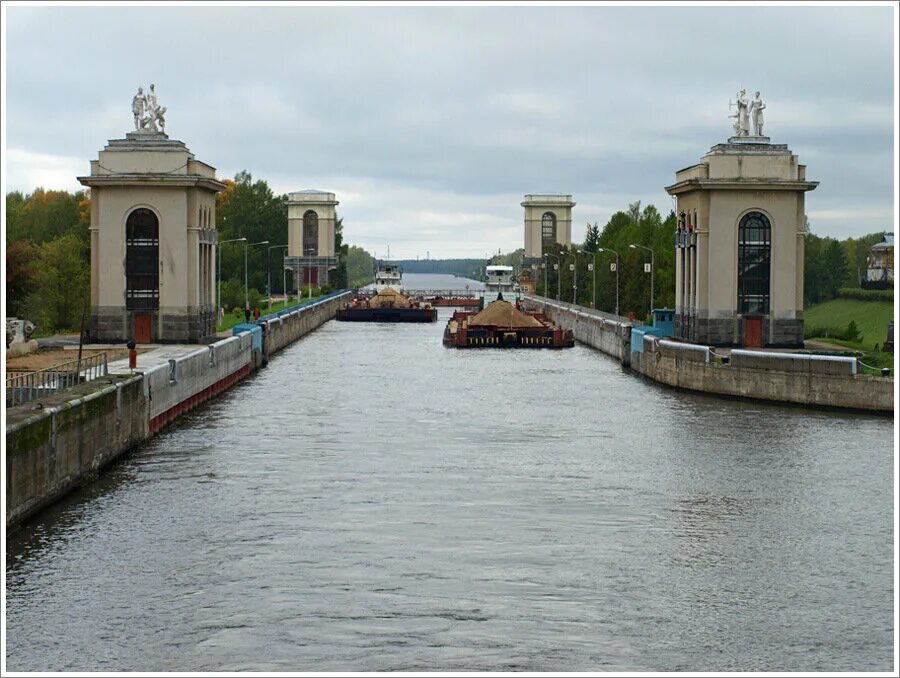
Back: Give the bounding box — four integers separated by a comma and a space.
127, 339, 137, 369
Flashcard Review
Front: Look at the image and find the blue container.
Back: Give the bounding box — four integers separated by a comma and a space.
232, 323, 262, 351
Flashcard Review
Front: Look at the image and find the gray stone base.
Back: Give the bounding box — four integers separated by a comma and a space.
90, 306, 215, 344
769, 318, 804, 348
674, 312, 804, 348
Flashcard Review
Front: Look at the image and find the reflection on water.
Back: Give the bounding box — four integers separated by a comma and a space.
5, 300, 894, 672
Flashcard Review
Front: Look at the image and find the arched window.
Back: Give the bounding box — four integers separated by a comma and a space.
737, 211, 771, 314
125, 208, 159, 310
541, 212, 557, 245
303, 210, 318, 256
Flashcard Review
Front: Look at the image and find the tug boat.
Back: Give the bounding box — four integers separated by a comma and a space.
373, 263, 403, 293
479, 265, 521, 308
443, 293, 574, 348
337, 287, 437, 323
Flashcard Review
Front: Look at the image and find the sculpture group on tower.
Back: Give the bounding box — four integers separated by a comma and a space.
131, 84, 167, 133
729, 88, 765, 138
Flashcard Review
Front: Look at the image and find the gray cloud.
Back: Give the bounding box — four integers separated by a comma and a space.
4, 4, 895, 257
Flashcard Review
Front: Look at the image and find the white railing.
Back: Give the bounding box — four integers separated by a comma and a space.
6, 352, 109, 407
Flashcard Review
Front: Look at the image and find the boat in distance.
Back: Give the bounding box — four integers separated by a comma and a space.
443, 294, 574, 348
337, 287, 437, 323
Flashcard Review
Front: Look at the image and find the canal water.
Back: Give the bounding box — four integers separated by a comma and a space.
5, 303, 894, 671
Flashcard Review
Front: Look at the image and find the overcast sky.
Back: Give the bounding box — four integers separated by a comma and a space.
3, 3, 896, 258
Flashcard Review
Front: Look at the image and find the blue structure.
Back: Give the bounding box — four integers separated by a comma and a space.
232, 323, 262, 351
631, 308, 675, 354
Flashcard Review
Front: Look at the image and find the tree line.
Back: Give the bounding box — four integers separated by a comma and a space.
4, 184, 889, 333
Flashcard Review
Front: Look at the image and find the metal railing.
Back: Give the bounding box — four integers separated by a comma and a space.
6, 352, 109, 407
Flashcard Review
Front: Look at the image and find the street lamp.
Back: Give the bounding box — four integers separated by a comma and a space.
245, 240, 269, 311
567, 249, 581, 305
267, 244, 287, 310
629, 243, 656, 315
543, 252, 560, 301
217, 237, 246, 329
598, 247, 621, 317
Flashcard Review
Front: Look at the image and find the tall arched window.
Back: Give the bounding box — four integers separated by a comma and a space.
541, 212, 557, 246
737, 211, 771, 314
303, 210, 318, 256
125, 208, 159, 310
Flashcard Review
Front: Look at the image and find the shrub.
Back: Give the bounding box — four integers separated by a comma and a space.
318, 284, 332, 295
837, 287, 894, 302
846, 320, 861, 342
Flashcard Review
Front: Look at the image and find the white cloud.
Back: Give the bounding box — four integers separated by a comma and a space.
5, 149, 86, 193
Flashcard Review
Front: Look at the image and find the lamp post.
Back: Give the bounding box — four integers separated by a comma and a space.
217, 237, 246, 329
543, 252, 560, 300
267, 244, 287, 310
590, 250, 597, 310
245, 240, 269, 311
598, 247, 620, 317
567, 249, 581, 305
630, 243, 655, 315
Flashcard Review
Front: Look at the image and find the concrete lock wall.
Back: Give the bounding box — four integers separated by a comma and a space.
262, 292, 350, 357
6, 292, 349, 529
525, 295, 892, 413
6, 376, 147, 527
523, 296, 632, 364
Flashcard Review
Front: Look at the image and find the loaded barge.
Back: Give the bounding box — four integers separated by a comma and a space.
337, 287, 437, 323
443, 295, 574, 348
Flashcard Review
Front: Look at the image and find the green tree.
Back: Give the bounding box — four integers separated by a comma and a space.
216, 171, 287, 294
583, 222, 600, 253
24, 233, 90, 332
346, 245, 375, 287
6, 240, 39, 318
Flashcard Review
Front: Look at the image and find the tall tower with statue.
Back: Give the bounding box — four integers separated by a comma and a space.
78, 86, 226, 343
666, 91, 817, 348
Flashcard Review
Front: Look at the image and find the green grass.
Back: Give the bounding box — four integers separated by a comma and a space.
216, 296, 323, 332
804, 298, 894, 350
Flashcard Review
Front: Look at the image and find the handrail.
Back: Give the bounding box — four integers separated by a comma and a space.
6, 352, 109, 407
858, 359, 891, 377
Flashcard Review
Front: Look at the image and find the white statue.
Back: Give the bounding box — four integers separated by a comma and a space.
737, 88, 750, 137
750, 91, 766, 136
131, 87, 146, 131
132, 83, 166, 133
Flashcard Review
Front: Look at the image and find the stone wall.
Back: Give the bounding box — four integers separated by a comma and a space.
526, 295, 892, 413
6, 375, 147, 527
523, 296, 632, 364
262, 292, 350, 358
6, 291, 349, 529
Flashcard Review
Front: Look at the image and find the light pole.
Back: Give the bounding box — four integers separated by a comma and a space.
267, 244, 287, 310
598, 247, 620, 317
217, 237, 246, 329
630, 243, 655, 315
543, 252, 560, 300
590, 250, 597, 310
567, 249, 581, 305
245, 240, 269, 311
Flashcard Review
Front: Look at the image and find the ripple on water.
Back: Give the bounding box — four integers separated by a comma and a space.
5, 305, 894, 672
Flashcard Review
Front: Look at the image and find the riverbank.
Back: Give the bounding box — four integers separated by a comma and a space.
5, 291, 351, 529
523, 295, 893, 414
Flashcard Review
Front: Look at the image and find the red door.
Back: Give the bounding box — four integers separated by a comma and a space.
743, 316, 763, 348
134, 314, 152, 344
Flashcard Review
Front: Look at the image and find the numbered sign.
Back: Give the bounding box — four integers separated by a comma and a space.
587, 263, 594, 271
644, 263, 652, 273
569, 264, 575, 271
610, 262, 617, 272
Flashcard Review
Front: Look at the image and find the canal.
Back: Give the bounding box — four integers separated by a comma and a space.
5, 297, 894, 671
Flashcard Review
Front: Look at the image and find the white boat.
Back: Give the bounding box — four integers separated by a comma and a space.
373, 262, 403, 292
480, 265, 521, 307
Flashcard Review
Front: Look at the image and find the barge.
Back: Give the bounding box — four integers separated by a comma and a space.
337, 287, 437, 323
443, 295, 574, 348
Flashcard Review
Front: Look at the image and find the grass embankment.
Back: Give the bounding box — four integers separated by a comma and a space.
804, 298, 895, 373
216, 296, 324, 332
